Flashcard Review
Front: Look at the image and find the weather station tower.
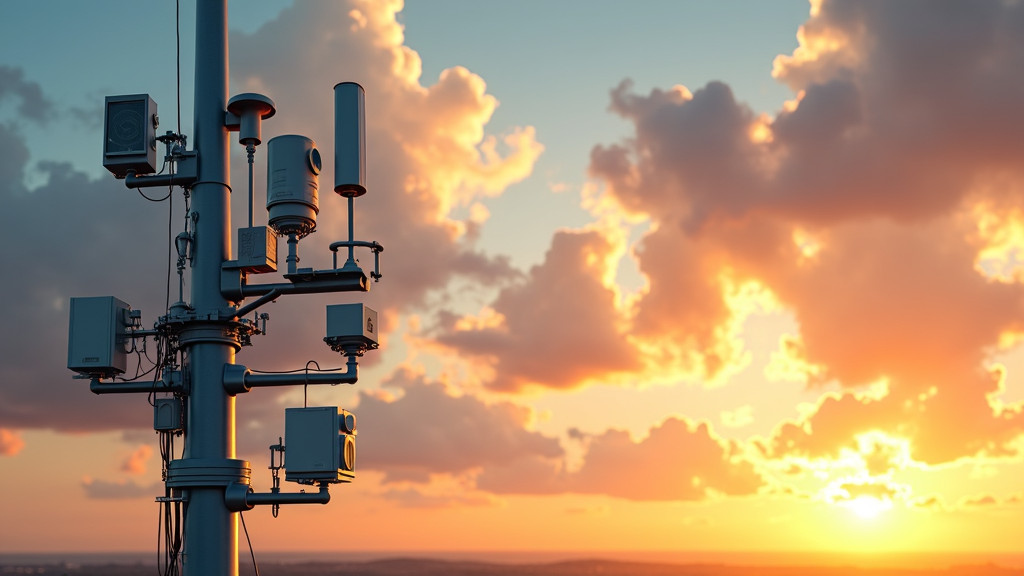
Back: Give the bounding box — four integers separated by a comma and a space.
66, 2, 384, 575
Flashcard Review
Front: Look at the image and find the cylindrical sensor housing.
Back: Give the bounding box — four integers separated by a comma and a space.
266, 135, 321, 237
334, 82, 366, 197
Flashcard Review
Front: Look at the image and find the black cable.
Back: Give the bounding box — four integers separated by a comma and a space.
156, 500, 163, 576
166, 178, 174, 318
176, 0, 181, 137
305, 360, 321, 408
139, 189, 173, 202
239, 511, 261, 576
250, 365, 345, 374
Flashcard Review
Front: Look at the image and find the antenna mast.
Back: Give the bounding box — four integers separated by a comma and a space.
69, 2, 384, 575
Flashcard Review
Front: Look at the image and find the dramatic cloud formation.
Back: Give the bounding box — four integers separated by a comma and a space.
8, 0, 1024, 537
477, 417, 765, 502
582, 0, 1024, 469
347, 369, 764, 503
230, 0, 542, 314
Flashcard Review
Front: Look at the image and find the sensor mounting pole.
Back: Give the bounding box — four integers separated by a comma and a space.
183, 1, 237, 575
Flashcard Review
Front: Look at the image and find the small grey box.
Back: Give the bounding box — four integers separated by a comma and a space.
326, 303, 378, 349
237, 226, 277, 273
285, 406, 355, 483
68, 296, 130, 377
154, 397, 183, 432
103, 94, 158, 178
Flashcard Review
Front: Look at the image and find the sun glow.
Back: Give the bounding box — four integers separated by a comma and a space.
843, 495, 892, 519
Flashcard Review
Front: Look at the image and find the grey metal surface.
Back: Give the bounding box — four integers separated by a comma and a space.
266, 134, 321, 237
334, 82, 366, 197
67, 296, 130, 377
182, 1, 237, 574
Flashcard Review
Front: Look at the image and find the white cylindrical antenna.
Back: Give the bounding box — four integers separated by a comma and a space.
334, 82, 366, 197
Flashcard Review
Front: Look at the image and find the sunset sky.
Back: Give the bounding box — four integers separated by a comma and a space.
3, 0, 1024, 562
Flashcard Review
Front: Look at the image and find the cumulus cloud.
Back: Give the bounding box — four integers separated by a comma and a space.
354, 368, 563, 481
576, 0, 1024, 469
0, 0, 541, 435
479, 417, 765, 502
425, 0, 1024, 479
566, 418, 764, 501
120, 444, 153, 475
347, 369, 765, 502
230, 0, 542, 315
435, 229, 639, 391
0, 429, 25, 456
0, 65, 52, 122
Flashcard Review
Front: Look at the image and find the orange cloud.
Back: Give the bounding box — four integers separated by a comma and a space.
479, 417, 765, 502
960, 493, 999, 508
566, 418, 764, 500
436, 229, 640, 391
909, 494, 946, 511
229, 0, 543, 367
120, 445, 153, 476
0, 428, 24, 456
583, 0, 1024, 468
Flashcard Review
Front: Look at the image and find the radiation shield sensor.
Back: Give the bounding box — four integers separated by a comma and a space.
102, 94, 159, 178
266, 135, 321, 238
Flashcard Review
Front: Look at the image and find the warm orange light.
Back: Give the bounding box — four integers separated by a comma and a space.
748, 115, 774, 144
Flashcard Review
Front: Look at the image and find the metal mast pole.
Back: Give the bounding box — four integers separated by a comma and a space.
78, 5, 384, 575
183, 1, 237, 574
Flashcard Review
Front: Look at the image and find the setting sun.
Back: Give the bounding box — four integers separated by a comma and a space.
844, 496, 893, 520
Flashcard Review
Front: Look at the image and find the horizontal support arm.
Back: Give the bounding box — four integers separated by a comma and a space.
90, 377, 184, 395
124, 151, 198, 189
222, 267, 368, 303
225, 482, 330, 512
223, 356, 358, 395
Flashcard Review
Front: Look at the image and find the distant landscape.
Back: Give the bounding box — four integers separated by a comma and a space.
2, 557, 1021, 576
